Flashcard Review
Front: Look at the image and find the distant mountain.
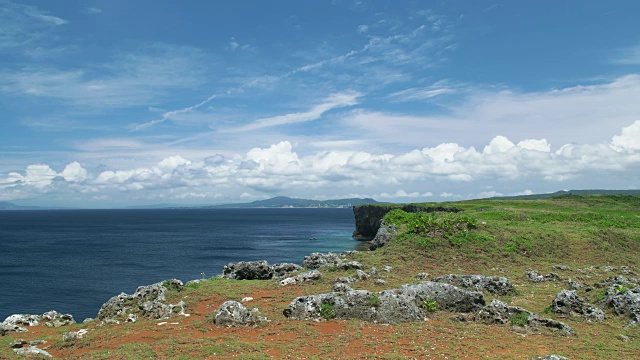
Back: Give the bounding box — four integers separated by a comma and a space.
489, 189, 640, 200
210, 196, 381, 208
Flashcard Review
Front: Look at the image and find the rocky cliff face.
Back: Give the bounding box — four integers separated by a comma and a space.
352, 204, 460, 240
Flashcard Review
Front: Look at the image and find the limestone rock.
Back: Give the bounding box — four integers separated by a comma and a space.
356, 269, 370, 280
1, 311, 74, 334
433, 274, 515, 295
283, 281, 485, 324
474, 299, 575, 336
279, 270, 322, 286
13, 346, 52, 357
551, 290, 604, 322
213, 301, 267, 327
283, 290, 424, 324
9, 339, 27, 348
221, 260, 274, 280
272, 263, 304, 278
397, 282, 486, 313
415, 273, 430, 280
369, 224, 397, 250
97, 279, 184, 322
302, 252, 343, 269
333, 282, 354, 292
605, 286, 640, 326
535, 356, 570, 360
335, 276, 357, 284
526, 270, 561, 282
338, 261, 363, 270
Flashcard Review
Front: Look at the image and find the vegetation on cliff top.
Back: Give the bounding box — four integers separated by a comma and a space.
2, 194, 639, 359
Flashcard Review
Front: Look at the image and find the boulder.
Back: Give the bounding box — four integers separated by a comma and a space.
213, 301, 267, 327
97, 279, 184, 322
338, 261, 363, 270
302, 252, 343, 269
2, 311, 74, 334
604, 286, 640, 326
13, 346, 52, 357
369, 224, 397, 250
397, 282, 486, 313
272, 263, 304, 278
41, 310, 75, 327
221, 260, 274, 280
283, 281, 485, 324
283, 290, 425, 324
9, 339, 27, 348
526, 270, 561, 282
333, 282, 354, 292
474, 299, 575, 336
1, 322, 27, 335
535, 356, 570, 360
433, 274, 515, 295
551, 290, 604, 322
415, 273, 430, 280
279, 270, 322, 286
356, 269, 370, 280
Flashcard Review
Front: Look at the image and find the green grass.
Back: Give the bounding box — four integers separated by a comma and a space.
510, 312, 529, 326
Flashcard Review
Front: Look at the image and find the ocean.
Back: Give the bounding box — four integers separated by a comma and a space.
0, 208, 363, 321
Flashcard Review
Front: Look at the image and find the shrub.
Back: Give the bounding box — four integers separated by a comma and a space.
422, 298, 437, 312
320, 302, 335, 320
368, 293, 381, 307
510, 312, 529, 326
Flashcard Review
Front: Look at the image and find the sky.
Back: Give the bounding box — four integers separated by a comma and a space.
1, 0, 640, 207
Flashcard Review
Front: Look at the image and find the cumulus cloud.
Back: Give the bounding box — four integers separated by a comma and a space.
1, 121, 639, 204
611, 120, 640, 151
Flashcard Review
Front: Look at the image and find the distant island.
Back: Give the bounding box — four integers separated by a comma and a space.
488, 189, 640, 200
207, 196, 381, 208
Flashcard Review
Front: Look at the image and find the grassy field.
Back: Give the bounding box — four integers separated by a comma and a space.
2, 195, 639, 359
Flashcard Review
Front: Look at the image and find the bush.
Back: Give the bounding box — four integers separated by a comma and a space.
510, 312, 528, 326
422, 298, 437, 312
320, 302, 335, 320
368, 293, 381, 307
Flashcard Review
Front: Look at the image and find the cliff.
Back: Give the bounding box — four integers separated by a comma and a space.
352, 204, 460, 240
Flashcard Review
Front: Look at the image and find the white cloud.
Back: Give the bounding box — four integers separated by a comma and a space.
342, 75, 640, 149
611, 120, 640, 151
0, 0, 68, 48
0, 44, 207, 108
60, 162, 87, 182
84, 7, 103, 14
2, 120, 639, 205
223, 91, 362, 132
357, 25, 369, 33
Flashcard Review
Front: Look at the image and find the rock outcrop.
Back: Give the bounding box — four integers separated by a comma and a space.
283, 281, 485, 324
213, 301, 267, 327
13, 346, 52, 357
1, 311, 75, 335
369, 224, 397, 250
603, 286, 640, 326
526, 270, 561, 282
220, 261, 303, 280
300, 252, 363, 271
352, 204, 460, 240
474, 299, 575, 336
433, 274, 515, 295
551, 290, 604, 322
97, 279, 184, 322
279, 270, 322, 286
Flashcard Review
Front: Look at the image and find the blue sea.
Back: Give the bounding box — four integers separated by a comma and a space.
0, 208, 363, 321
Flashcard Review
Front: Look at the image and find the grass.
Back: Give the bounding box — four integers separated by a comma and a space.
1, 194, 639, 359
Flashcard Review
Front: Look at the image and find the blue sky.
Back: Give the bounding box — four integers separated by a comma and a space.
1, 0, 640, 207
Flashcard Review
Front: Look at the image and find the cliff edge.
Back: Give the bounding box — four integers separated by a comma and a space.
352, 204, 460, 240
